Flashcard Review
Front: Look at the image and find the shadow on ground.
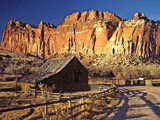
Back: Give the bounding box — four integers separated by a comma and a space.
106, 88, 160, 120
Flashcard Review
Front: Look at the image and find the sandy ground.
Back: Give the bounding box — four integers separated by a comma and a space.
106, 86, 160, 120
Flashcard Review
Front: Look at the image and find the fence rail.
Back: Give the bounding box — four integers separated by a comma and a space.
0, 87, 118, 119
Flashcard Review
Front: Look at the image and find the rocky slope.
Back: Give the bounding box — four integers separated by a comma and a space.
1, 10, 160, 60
0, 49, 44, 81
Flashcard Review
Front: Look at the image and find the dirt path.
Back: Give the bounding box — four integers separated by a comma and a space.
106, 86, 160, 120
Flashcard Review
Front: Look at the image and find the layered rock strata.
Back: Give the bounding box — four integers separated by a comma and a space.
107, 12, 160, 59
1, 10, 121, 58
1, 11, 160, 59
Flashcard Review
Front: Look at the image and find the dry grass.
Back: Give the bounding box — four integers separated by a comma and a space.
0, 49, 39, 61
0, 82, 120, 120
89, 78, 113, 85
0, 49, 44, 79
1, 49, 160, 81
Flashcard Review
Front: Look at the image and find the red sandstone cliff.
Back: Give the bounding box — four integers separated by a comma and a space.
1, 10, 160, 59
1, 10, 121, 58
107, 12, 160, 59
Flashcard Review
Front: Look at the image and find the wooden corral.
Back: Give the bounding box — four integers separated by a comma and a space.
18, 56, 90, 92
0, 74, 22, 81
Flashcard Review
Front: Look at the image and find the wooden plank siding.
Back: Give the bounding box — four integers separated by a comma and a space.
18, 56, 90, 92
36, 57, 89, 92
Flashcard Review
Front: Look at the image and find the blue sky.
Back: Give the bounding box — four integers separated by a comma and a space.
1, 0, 160, 43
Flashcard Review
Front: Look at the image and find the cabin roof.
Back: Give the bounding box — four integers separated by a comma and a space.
19, 56, 76, 83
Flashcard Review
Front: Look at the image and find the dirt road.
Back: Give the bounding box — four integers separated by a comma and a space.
106, 86, 160, 120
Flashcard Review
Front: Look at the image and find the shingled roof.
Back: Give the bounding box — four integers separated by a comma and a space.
19, 56, 75, 83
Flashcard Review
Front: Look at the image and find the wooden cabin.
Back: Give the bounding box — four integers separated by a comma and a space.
18, 56, 90, 92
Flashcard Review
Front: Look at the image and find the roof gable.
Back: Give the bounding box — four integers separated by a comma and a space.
37, 56, 74, 74
19, 56, 81, 83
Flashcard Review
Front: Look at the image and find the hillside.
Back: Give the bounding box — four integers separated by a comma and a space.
1, 48, 160, 82
0, 49, 44, 81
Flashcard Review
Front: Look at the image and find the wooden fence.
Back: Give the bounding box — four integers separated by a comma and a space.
0, 87, 118, 119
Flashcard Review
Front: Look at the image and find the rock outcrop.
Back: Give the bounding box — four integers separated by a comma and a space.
0, 10, 121, 58
133, 12, 148, 20
1, 10, 160, 60
107, 16, 160, 59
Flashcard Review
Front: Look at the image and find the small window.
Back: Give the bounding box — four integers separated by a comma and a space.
75, 72, 79, 82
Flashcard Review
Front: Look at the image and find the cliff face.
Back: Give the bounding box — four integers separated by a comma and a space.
107, 12, 160, 59
1, 20, 56, 58
1, 10, 121, 58
1, 10, 160, 59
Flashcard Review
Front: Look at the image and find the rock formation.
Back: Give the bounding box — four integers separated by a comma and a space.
1, 10, 160, 60
0, 10, 121, 58
133, 12, 148, 20
107, 16, 160, 59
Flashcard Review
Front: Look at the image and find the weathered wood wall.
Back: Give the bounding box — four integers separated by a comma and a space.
36, 58, 90, 92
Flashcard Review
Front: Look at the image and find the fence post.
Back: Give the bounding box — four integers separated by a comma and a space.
42, 90, 44, 98
35, 89, 37, 97
59, 91, 62, 100
43, 99, 47, 119
82, 97, 85, 116
68, 96, 72, 116
79, 98, 81, 113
